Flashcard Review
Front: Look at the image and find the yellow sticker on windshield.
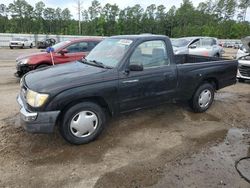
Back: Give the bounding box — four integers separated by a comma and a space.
118, 39, 133, 46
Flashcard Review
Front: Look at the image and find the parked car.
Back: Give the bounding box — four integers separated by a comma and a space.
15, 38, 103, 77
222, 42, 234, 48
37, 38, 56, 49
17, 35, 238, 144
233, 42, 242, 49
237, 36, 250, 82
9, 37, 33, 49
171, 37, 224, 57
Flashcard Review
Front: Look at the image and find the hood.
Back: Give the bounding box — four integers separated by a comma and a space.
16, 52, 47, 61
172, 46, 188, 54
24, 61, 110, 94
10, 40, 24, 43
241, 36, 250, 53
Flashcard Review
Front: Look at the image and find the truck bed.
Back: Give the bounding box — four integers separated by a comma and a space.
174, 54, 226, 64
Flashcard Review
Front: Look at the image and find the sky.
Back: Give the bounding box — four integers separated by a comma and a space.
2, 0, 250, 21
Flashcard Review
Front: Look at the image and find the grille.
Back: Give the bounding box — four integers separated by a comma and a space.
239, 65, 250, 77
11, 43, 18, 45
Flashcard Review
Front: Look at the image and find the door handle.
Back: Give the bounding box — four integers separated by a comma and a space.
122, 79, 139, 83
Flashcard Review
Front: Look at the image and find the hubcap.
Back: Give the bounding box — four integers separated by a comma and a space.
70, 111, 98, 138
198, 89, 212, 108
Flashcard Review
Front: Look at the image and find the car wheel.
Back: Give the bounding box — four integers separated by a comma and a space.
10, 46, 13, 49
238, 78, 245, 83
190, 83, 215, 113
214, 53, 220, 58
21, 44, 24, 49
30, 43, 33, 48
59, 102, 106, 145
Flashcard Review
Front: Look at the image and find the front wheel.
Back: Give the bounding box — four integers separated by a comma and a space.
59, 102, 106, 145
189, 83, 215, 113
30, 43, 33, 48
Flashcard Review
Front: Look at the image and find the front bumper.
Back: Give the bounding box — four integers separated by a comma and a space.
17, 94, 60, 133
237, 66, 250, 80
15, 64, 32, 77
10, 44, 23, 47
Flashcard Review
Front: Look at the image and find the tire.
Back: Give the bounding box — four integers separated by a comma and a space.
189, 83, 215, 113
214, 53, 220, 58
30, 43, 33, 48
238, 78, 245, 83
59, 102, 106, 145
10, 46, 13, 49
21, 44, 24, 49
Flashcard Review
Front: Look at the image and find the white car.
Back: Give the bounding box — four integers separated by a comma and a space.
171, 37, 224, 57
9, 38, 33, 49
237, 36, 250, 82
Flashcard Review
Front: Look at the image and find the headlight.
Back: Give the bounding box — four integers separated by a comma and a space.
18, 58, 29, 65
26, 89, 49, 107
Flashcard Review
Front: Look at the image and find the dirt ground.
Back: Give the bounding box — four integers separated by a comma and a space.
0, 47, 249, 188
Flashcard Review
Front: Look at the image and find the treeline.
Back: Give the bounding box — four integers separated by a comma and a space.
0, 0, 249, 39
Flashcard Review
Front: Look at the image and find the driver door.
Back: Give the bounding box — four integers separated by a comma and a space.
53, 42, 87, 64
118, 40, 177, 112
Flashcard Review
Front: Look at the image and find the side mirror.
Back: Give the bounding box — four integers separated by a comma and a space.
189, 44, 197, 49
60, 49, 68, 55
129, 64, 143, 71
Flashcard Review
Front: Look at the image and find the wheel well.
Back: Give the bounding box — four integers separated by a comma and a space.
202, 78, 218, 90
56, 96, 112, 125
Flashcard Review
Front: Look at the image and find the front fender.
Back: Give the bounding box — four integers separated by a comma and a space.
45, 81, 118, 116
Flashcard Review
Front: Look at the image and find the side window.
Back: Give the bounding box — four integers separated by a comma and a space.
130, 40, 169, 69
66, 43, 80, 53
212, 39, 217, 45
191, 39, 201, 47
78, 42, 88, 52
88, 41, 99, 50
200, 38, 213, 46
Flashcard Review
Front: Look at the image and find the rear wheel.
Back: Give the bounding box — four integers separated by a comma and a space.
30, 43, 33, 48
21, 44, 24, 49
59, 102, 106, 145
190, 83, 215, 113
10, 46, 13, 49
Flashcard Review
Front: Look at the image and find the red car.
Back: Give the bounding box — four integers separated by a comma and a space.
15, 38, 103, 77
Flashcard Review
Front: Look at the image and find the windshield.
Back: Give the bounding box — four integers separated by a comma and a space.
13, 38, 24, 41
85, 38, 133, 67
171, 38, 191, 47
51, 40, 71, 51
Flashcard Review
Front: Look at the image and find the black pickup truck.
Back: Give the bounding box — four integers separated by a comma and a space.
17, 35, 238, 144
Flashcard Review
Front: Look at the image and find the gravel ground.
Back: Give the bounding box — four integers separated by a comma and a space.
0, 48, 249, 188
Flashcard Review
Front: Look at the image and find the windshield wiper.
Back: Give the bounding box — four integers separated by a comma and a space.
80, 58, 113, 69
89, 59, 113, 69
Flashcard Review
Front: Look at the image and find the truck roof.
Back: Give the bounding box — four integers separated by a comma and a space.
110, 34, 168, 40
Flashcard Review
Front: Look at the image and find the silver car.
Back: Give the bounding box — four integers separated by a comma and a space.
237, 36, 250, 82
171, 37, 224, 57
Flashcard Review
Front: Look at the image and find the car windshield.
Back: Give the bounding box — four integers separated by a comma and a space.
171, 38, 191, 47
51, 40, 71, 51
13, 38, 24, 41
85, 38, 133, 68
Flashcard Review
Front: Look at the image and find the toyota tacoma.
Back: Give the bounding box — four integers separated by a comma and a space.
17, 35, 238, 144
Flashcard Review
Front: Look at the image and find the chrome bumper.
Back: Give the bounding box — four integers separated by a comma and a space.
17, 95, 38, 121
